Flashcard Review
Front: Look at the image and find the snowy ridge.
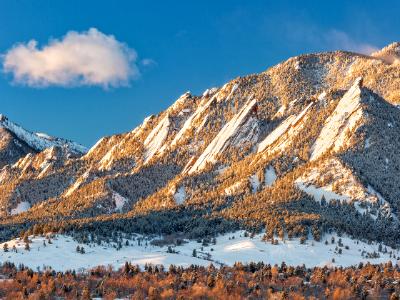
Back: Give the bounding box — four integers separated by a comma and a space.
311, 77, 364, 160
296, 158, 371, 203
0, 115, 87, 154
295, 157, 397, 221
258, 102, 314, 153
170, 95, 215, 148
258, 116, 296, 152
64, 171, 90, 197
85, 137, 106, 156
169, 91, 191, 111
187, 98, 258, 174
98, 144, 119, 170
12, 153, 34, 171
225, 83, 239, 101
143, 115, 171, 163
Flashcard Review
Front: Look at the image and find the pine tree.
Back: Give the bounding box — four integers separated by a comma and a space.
124, 262, 130, 275
23, 234, 29, 244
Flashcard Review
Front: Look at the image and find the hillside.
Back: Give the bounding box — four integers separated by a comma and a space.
1, 43, 400, 254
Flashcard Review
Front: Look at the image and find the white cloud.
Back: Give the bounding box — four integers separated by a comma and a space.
278, 18, 379, 55
141, 58, 157, 67
2, 28, 138, 88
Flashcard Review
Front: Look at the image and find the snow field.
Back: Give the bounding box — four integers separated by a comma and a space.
0, 231, 398, 272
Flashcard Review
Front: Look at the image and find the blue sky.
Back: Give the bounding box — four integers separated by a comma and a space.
0, 0, 399, 147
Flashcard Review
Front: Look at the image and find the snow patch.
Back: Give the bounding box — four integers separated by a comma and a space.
112, 192, 128, 212
173, 186, 186, 205
296, 182, 349, 203
37, 161, 52, 178
365, 137, 371, 149
265, 166, 277, 186
249, 174, 260, 193
10, 201, 31, 215
226, 83, 239, 101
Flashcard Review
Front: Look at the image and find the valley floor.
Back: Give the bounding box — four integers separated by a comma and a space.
0, 231, 398, 272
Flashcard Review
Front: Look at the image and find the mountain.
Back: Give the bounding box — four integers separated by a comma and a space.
1, 43, 400, 250
0, 114, 86, 166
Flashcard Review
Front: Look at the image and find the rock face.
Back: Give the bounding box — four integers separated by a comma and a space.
311, 77, 364, 161
1, 43, 400, 246
187, 98, 259, 174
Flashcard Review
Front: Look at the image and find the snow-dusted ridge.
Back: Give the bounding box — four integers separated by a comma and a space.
258, 102, 313, 154
170, 95, 216, 148
143, 114, 171, 163
311, 77, 364, 160
187, 98, 258, 174
0, 114, 87, 154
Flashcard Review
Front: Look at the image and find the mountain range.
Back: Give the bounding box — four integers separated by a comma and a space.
1, 42, 400, 248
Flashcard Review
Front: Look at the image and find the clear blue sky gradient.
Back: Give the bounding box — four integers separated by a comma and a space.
0, 0, 399, 146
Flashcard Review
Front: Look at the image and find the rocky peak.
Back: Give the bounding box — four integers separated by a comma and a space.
371, 42, 400, 63
0, 114, 87, 154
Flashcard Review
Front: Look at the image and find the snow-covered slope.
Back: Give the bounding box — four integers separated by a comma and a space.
170, 94, 216, 148
187, 98, 258, 174
143, 114, 171, 163
311, 78, 363, 160
258, 102, 313, 154
0, 114, 87, 154
0, 231, 398, 271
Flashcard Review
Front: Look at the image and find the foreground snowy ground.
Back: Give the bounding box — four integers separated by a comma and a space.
0, 231, 398, 272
